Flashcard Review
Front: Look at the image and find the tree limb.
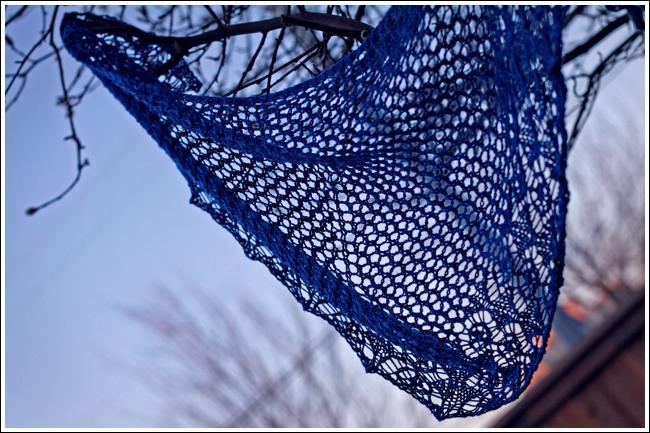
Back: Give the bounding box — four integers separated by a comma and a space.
563, 13, 631, 64
82, 11, 373, 50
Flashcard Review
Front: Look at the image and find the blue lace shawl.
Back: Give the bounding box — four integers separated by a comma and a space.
61, 5, 568, 419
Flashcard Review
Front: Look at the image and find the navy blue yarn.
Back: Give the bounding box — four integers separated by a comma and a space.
61, 6, 568, 420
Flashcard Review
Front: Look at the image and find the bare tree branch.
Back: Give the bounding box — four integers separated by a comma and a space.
25, 6, 89, 215
126, 285, 436, 427
565, 31, 644, 147
562, 13, 632, 65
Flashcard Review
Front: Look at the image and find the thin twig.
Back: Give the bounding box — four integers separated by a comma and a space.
26, 6, 90, 215
224, 331, 337, 427
5, 5, 29, 27
563, 5, 586, 27
266, 21, 287, 93
563, 13, 630, 64
203, 5, 224, 28
5, 16, 51, 94
225, 43, 320, 96
567, 31, 643, 147
229, 31, 268, 96
270, 47, 320, 88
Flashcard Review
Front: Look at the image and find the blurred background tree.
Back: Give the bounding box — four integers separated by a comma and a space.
125, 286, 436, 427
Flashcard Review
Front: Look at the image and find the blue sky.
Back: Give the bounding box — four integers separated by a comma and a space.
4, 6, 646, 428
3, 10, 297, 426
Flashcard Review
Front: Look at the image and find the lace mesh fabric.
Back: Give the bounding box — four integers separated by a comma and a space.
61, 6, 568, 419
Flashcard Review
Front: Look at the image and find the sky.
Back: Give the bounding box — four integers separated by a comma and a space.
3, 5, 646, 428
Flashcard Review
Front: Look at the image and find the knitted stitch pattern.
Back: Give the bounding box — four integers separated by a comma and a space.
61, 6, 568, 419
